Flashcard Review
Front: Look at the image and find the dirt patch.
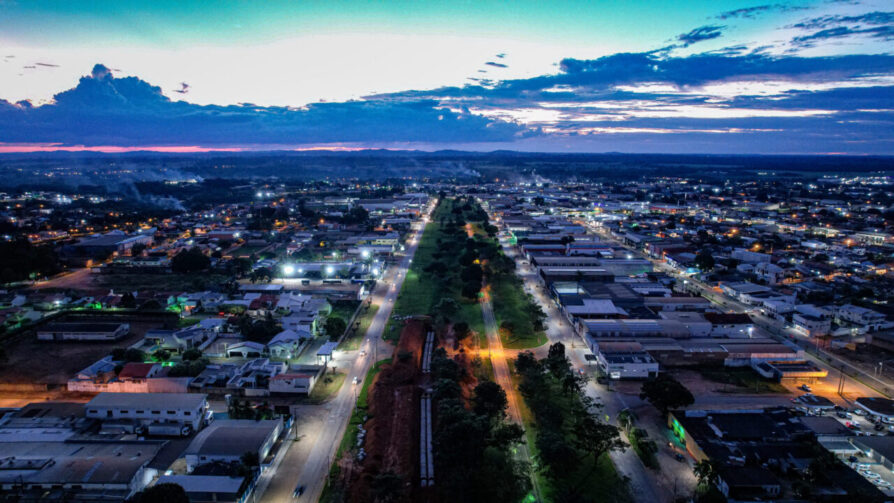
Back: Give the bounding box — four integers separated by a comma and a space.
0, 314, 170, 385
343, 320, 426, 503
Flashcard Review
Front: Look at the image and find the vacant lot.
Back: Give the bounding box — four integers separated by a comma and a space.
0, 313, 172, 384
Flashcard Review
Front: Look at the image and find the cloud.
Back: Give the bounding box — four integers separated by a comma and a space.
793, 25, 894, 46
0, 65, 524, 148
717, 4, 808, 20
789, 11, 894, 46
35, 62, 59, 68
485, 61, 508, 68
791, 11, 894, 30
173, 82, 190, 94
676, 25, 725, 46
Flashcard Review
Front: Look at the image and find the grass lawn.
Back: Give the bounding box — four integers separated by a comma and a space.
487, 258, 547, 349
329, 299, 361, 322
695, 366, 789, 393
384, 202, 488, 341
338, 304, 379, 351
177, 317, 202, 328
308, 370, 346, 404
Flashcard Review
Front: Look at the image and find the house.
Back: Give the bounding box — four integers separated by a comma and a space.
266, 329, 312, 359
269, 365, 324, 395
226, 341, 266, 358
754, 262, 785, 285
316, 341, 340, 365
184, 418, 284, 472
792, 312, 831, 337
836, 304, 888, 332
36, 322, 129, 341
227, 359, 287, 396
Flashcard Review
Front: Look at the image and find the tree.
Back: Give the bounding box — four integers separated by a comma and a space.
324, 316, 347, 340
433, 297, 460, 320
152, 349, 171, 362
546, 342, 569, 378
182, 348, 202, 361
120, 292, 137, 309
694, 250, 715, 271
693, 459, 718, 489
453, 321, 471, 341
127, 483, 189, 503
171, 247, 210, 273
461, 280, 481, 300
639, 373, 694, 415
472, 380, 509, 419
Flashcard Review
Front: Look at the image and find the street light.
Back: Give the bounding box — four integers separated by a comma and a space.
282, 264, 295, 276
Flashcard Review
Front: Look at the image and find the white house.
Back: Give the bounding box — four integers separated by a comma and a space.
836, 304, 889, 332
266, 329, 312, 359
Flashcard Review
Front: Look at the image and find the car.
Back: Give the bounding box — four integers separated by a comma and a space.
837, 411, 853, 419
352, 376, 359, 385
854, 408, 866, 416
875, 423, 885, 431
293, 485, 305, 498
359, 350, 367, 357
799, 384, 812, 392
674, 453, 685, 462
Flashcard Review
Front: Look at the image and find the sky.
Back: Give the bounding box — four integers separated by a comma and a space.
1, 0, 893, 154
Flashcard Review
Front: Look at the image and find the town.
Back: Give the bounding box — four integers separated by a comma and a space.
0, 158, 893, 503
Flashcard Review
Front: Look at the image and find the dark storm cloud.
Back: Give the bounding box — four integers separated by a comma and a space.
0, 64, 524, 147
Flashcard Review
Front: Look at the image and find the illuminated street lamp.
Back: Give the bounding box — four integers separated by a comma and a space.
361, 249, 370, 259
325, 265, 335, 276
282, 264, 295, 276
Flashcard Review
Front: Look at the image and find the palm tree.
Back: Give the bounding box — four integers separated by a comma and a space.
693, 459, 718, 489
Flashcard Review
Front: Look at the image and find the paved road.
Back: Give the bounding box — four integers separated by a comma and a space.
497, 235, 670, 503
256, 210, 431, 503
480, 290, 542, 501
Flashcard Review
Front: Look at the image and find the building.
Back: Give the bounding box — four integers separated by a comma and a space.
594, 342, 658, 380
184, 418, 284, 472
792, 312, 831, 337
36, 322, 129, 341
154, 475, 248, 503
856, 397, 894, 421
703, 313, 754, 338
0, 441, 163, 501
269, 365, 324, 395
85, 392, 209, 432
316, 341, 339, 365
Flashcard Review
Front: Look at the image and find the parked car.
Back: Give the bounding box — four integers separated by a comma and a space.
293, 485, 305, 498
352, 376, 359, 385
799, 384, 812, 392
